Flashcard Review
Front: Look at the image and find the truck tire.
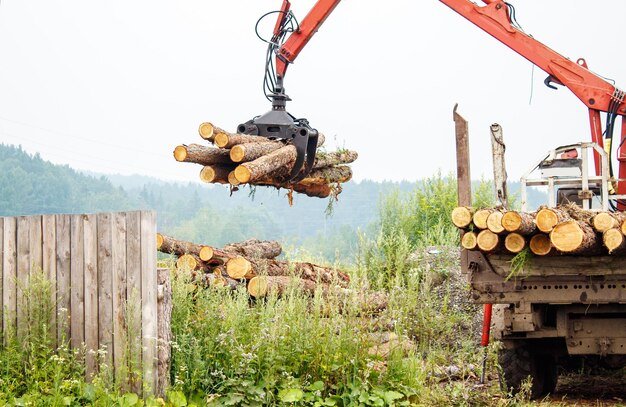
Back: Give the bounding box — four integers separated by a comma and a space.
537, 355, 558, 395
498, 345, 556, 399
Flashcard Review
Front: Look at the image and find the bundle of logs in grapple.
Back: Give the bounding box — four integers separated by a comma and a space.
156, 233, 387, 313
451, 204, 626, 256
172, 122, 358, 199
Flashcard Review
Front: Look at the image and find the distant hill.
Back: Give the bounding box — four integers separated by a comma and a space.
0, 144, 137, 216
0, 143, 547, 261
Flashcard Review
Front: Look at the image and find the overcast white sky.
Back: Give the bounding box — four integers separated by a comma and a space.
1, 1, 625, 183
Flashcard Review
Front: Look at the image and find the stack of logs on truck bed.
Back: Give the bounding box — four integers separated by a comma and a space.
172, 122, 358, 199
156, 233, 387, 313
451, 204, 626, 256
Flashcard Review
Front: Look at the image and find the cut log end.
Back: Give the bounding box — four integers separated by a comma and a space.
214, 133, 230, 148
200, 166, 217, 183
234, 165, 252, 184
529, 234, 552, 256
473, 209, 492, 230
248, 276, 268, 298
501, 212, 522, 232
230, 145, 246, 163
199, 246, 214, 262
550, 220, 585, 253
504, 233, 526, 254
536, 208, 560, 233
461, 231, 477, 250
451, 207, 473, 228
176, 254, 197, 271
226, 256, 253, 279
228, 171, 241, 186
604, 228, 624, 253
198, 122, 216, 140
476, 230, 499, 252
487, 211, 505, 234
592, 213, 618, 232
199, 166, 231, 184
156, 233, 164, 250
173, 146, 188, 162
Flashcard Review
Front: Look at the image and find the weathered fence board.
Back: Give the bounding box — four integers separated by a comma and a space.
3, 217, 17, 339
56, 214, 71, 343
70, 215, 84, 350
42, 214, 57, 344
16, 216, 29, 339
0, 211, 159, 392
83, 213, 99, 378
141, 210, 157, 394
112, 212, 127, 387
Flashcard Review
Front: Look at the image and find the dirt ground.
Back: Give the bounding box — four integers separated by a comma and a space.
544, 373, 626, 406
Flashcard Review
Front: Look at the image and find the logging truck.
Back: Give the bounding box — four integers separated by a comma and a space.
218, 0, 626, 398
455, 141, 626, 398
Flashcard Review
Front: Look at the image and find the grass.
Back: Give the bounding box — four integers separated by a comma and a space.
0, 174, 549, 406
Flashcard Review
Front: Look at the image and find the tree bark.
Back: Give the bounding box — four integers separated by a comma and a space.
199, 165, 235, 184
230, 142, 285, 163
222, 239, 282, 259
234, 145, 297, 183
550, 219, 602, 254
173, 144, 232, 165
536, 207, 570, 233
198, 122, 229, 142
603, 228, 626, 254
226, 256, 350, 287
214, 133, 272, 148
461, 231, 477, 250
529, 234, 553, 256
256, 166, 352, 187
234, 145, 356, 184
248, 275, 318, 298
476, 230, 500, 252
501, 211, 537, 235
216, 132, 325, 149
204, 267, 243, 290
504, 233, 526, 254
490, 123, 508, 208
157, 233, 214, 262
473, 209, 496, 230
451, 206, 474, 229
289, 183, 334, 199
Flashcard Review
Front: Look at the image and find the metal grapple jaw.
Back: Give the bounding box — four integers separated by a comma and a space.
238, 85, 318, 182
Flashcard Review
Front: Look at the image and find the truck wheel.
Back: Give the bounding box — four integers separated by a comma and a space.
498, 346, 553, 399
537, 355, 558, 395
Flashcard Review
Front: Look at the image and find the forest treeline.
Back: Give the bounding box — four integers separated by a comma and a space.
0, 144, 546, 261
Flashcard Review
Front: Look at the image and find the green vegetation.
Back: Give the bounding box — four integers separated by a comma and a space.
0, 144, 557, 405
0, 145, 135, 216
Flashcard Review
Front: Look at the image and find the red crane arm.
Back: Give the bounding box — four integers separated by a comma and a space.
270, 0, 626, 190
442, 0, 625, 115
277, 0, 624, 115
274, 0, 342, 78
441, 0, 626, 180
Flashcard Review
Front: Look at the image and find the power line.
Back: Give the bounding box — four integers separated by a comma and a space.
0, 115, 170, 159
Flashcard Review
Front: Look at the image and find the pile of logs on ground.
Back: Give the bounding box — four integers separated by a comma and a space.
156, 233, 387, 313
451, 204, 626, 256
172, 122, 358, 199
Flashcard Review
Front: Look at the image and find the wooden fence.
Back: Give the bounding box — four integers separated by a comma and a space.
0, 210, 161, 393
